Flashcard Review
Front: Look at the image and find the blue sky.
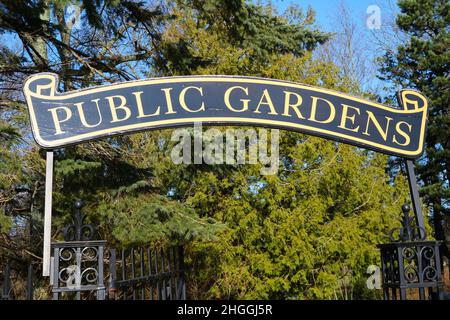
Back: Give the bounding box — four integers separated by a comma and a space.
266, 0, 402, 96
2, 0, 402, 96
270, 0, 399, 31
2, 1, 401, 52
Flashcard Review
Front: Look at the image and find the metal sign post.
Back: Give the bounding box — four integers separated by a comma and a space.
405, 159, 426, 239
395, 90, 428, 239
43, 151, 54, 276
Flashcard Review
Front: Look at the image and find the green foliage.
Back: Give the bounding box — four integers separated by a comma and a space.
98, 194, 225, 246
55, 159, 102, 176
183, 140, 410, 299
0, 122, 20, 144
154, 0, 330, 75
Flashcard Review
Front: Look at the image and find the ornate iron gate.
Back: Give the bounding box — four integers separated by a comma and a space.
49, 242, 186, 300
50, 240, 106, 300
378, 204, 445, 300
1, 262, 34, 300
47, 201, 186, 300
108, 245, 186, 300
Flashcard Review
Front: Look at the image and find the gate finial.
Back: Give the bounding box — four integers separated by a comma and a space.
389, 203, 426, 242
63, 200, 95, 241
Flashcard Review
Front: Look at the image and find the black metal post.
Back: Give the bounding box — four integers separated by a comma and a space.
121, 249, 126, 300
108, 248, 117, 300
178, 246, 186, 300
131, 248, 136, 300
160, 249, 167, 300
405, 160, 426, 239
167, 248, 173, 300
155, 249, 160, 299
26, 264, 33, 300
148, 248, 154, 300
140, 248, 145, 299
97, 244, 105, 300
2, 263, 11, 300
52, 246, 60, 300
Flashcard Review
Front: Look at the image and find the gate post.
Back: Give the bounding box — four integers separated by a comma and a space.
405, 160, 426, 239
378, 204, 444, 300
108, 249, 117, 299
26, 264, 33, 300
1, 263, 11, 300
50, 200, 106, 300
177, 245, 186, 300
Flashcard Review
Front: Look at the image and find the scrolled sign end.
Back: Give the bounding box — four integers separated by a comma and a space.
24, 73, 61, 148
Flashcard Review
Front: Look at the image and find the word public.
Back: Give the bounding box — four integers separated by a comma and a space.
24, 74, 428, 158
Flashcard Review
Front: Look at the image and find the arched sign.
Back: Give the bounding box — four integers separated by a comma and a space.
24, 73, 428, 158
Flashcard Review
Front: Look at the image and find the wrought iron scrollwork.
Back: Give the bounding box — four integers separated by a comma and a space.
81, 268, 99, 284
378, 203, 444, 300
63, 200, 95, 241
51, 242, 106, 300
421, 246, 438, 282
81, 246, 98, 261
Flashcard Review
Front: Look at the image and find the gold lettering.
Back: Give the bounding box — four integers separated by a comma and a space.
106, 95, 131, 123
392, 121, 412, 146
133, 91, 160, 118
224, 86, 250, 112
179, 86, 205, 112
282, 91, 304, 119
338, 104, 360, 132
161, 88, 176, 114
254, 89, 278, 115
74, 100, 102, 128
308, 96, 336, 123
363, 111, 393, 141
48, 106, 72, 135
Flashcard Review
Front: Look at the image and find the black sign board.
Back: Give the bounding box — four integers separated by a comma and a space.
24, 73, 428, 158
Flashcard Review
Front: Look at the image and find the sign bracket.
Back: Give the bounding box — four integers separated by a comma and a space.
405, 159, 426, 239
